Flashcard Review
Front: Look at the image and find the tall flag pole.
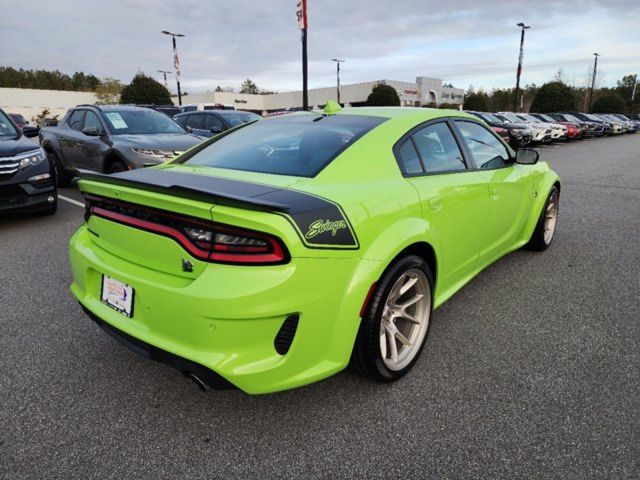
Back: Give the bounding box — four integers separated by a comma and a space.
172, 36, 183, 106
296, 0, 309, 110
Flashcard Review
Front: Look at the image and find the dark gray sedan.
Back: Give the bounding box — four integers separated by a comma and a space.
174, 110, 261, 138
40, 105, 204, 186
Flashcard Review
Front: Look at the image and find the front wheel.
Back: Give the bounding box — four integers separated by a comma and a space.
49, 151, 72, 188
525, 186, 559, 251
353, 255, 434, 383
107, 161, 128, 174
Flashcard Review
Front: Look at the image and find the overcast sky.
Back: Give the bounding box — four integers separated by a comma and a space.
2, 0, 639, 93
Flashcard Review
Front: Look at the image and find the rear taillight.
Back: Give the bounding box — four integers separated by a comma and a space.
86, 195, 288, 265
183, 224, 287, 264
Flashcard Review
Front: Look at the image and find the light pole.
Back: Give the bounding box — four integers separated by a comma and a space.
588, 53, 600, 112
157, 70, 171, 89
513, 22, 531, 112
161, 30, 185, 106
331, 59, 345, 105
296, 1, 309, 110
631, 74, 638, 114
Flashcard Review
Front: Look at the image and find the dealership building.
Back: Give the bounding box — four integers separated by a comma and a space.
178, 76, 465, 113
0, 76, 464, 122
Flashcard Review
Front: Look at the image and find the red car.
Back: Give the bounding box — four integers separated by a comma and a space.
8, 113, 29, 130
492, 126, 510, 143
530, 113, 581, 141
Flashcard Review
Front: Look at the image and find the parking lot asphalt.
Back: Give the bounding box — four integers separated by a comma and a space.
1, 135, 639, 479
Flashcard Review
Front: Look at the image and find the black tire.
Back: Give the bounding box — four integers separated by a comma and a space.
48, 151, 72, 187
525, 186, 559, 251
353, 255, 434, 383
107, 160, 127, 174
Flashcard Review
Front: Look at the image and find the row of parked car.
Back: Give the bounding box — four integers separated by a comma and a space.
1, 101, 638, 218
0, 103, 260, 216
468, 110, 639, 148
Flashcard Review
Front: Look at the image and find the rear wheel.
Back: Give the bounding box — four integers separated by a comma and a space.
354, 255, 434, 383
48, 151, 72, 187
525, 186, 559, 251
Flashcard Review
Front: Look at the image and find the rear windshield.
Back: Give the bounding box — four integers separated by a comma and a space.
179, 113, 386, 177
219, 111, 262, 127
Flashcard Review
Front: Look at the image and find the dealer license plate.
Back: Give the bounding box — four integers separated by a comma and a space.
101, 275, 134, 318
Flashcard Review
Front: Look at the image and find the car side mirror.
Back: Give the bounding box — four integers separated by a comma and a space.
210, 126, 223, 134
82, 126, 101, 136
185, 126, 194, 133
515, 148, 539, 165
22, 125, 40, 138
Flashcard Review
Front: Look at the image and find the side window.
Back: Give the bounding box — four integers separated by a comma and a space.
185, 114, 204, 130
205, 114, 224, 130
412, 122, 466, 173
67, 110, 85, 131
397, 139, 423, 175
174, 115, 187, 127
83, 111, 102, 132
455, 121, 510, 169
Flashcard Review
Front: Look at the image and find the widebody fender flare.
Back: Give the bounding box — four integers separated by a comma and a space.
322, 216, 441, 368
522, 170, 561, 242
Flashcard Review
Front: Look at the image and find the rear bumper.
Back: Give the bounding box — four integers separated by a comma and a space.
81, 303, 235, 389
69, 226, 378, 394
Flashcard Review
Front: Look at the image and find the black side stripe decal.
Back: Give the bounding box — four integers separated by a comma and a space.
256, 189, 358, 249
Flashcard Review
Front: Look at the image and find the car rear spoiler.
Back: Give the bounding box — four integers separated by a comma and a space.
76, 168, 291, 212
76, 168, 360, 249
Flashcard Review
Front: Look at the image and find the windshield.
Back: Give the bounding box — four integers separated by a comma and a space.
523, 114, 542, 123
102, 109, 186, 135
475, 112, 502, 124
219, 112, 261, 127
498, 113, 521, 123
539, 114, 556, 123
0, 110, 19, 139
564, 114, 582, 123
179, 113, 386, 177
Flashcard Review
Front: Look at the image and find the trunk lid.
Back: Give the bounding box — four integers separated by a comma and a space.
77, 165, 307, 277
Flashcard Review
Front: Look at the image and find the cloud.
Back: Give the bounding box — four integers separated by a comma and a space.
2, 0, 639, 92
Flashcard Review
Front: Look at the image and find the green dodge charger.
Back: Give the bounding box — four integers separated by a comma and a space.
69, 106, 560, 394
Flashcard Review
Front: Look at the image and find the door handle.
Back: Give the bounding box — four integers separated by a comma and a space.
490, 188, 500, 200
428, 196, 443, 211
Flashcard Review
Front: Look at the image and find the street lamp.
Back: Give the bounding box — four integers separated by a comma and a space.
157, 70, 171, 89
161, 30, 185, 106
631, 74, 638, 114
587, 53, 601, 112
513, 22, 531, 112
331, 58, 345, 105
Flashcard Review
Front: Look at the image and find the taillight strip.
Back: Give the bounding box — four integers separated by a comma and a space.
88, 202, 289, 265
92, 206, 210, 260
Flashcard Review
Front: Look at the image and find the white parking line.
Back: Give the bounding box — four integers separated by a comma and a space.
58, 195, 85, 208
